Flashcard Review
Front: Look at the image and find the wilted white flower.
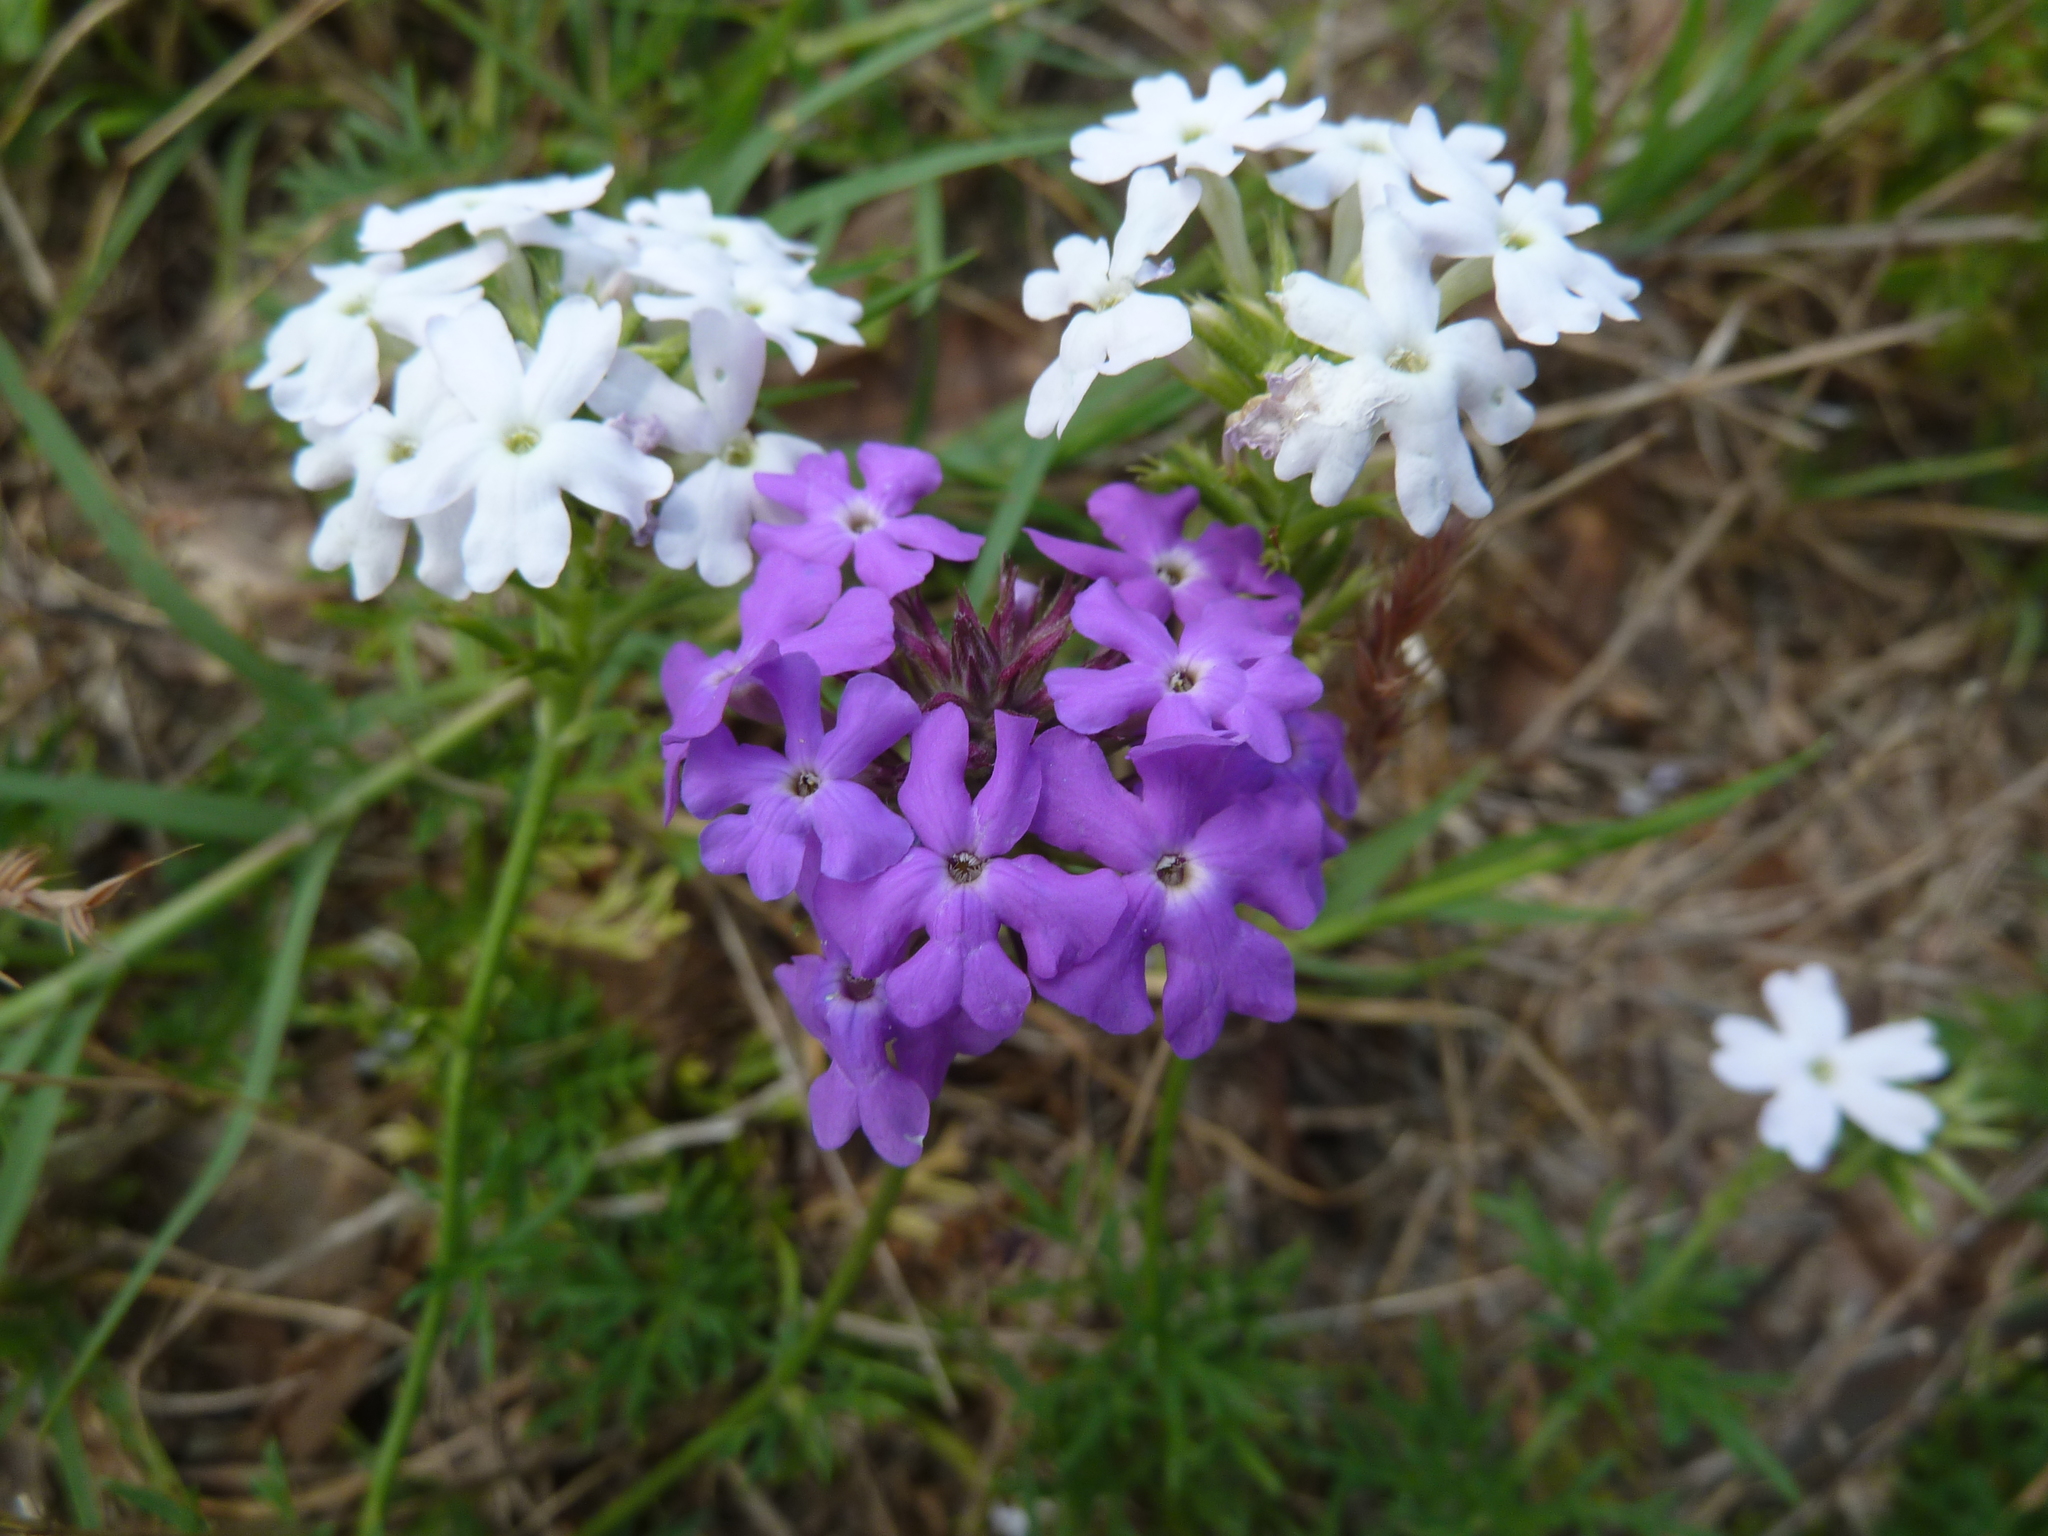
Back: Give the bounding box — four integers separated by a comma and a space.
1069, 66, 1324, 185
1399, 179, 1641, 346
294, 352, 473, 600
589, 310, 819, 587
376, 295, 673, 593
1267, 116, 1413, 212
1224, 355, 1393, 506
1022, 167, 1203, 438
358, 166, 614, 253
1263, 209, 1535, 531
1711, 963, 1947, 1173
245, 243, 506, 427
633, 247, 863, 375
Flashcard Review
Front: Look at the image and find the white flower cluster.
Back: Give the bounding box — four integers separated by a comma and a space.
250, 168, 864, 598
1024, 73, 1644, 536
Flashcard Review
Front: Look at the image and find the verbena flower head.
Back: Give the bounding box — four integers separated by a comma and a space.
1247, 209, 1536, 531
1711, 963, 1947, 1172
680, 652, 919, 901
623, 188, 814, 269
1267, 115, 1411, 212
1029, 733, 1326, 1056
245, 244, 505, 426
633, 246, 863, 375
375, 294, 673, 592
1070, 66, 1324, 184
752, 443, 981, 595
1023, 167, 1203, 438
358, 166, 615, 253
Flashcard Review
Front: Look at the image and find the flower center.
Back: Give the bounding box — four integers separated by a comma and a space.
1503, 228, 1535, 251
339, 295, 372, 317
842, 499, 882, 534
841, 972, 876, 1002
503, 426, 542, 454
1154, 553, 1195, 587
1808, 1057, 1836, 1085
389, 437, 417, 464
788, 768, 821, 797
1165, 663, 1200, 694
742, 298, 766, 316
946, 851, 986, 885
1386, 346, 1430, 374
722, 433, 756, 467
1154, 852, 1190, 888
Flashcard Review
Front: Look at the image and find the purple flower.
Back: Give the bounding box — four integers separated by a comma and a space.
813, 706, 1126, 1035
658, 552, 893, 820
680, 652, 918, 901
1280, 709, 1359, 858
751, 443, 984, 596
1029, 730, 1327, 1056
1027, 483, 1300, 630
1043, 582, 1323, 761
777, 949, 1006, 1166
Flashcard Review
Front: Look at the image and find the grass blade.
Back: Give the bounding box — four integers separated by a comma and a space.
0, 770, 292, 842
967, 431, 1059, 604
38, 828, 345, 1429
0, 990, 105, 1265
42, 125, 205, 349
0, 331, 332, 721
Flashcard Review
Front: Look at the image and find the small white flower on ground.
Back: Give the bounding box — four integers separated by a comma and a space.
1022, 167, 1203, 438
588, 310, 819, 586
1267, 116, 1412, 211
1398, 177, 1642, 346
1711, 962, 1947, 1173
245, 243, 506, 427
358, 165, 614, 253
1262, 208, 1535, 531
1069, 66, 1324, 184
375, 295, 674, 593
633, 248, 863, 375
295, 352, 475, 600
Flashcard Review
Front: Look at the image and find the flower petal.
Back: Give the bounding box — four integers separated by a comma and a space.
1757, 1076, 1843, 1172
1762, 964, 1850, 1052
1834, 1019, 1947, 1085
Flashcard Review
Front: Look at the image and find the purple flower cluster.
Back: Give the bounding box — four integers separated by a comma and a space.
661, 448, 1354, 1164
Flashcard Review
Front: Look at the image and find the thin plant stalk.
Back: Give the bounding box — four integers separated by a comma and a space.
1435, 256, 1495, 321
1140, 1053, 1192, 1324
357, 690, 569, 1536
1327, 184, 1362, 283
578, 1162, 913, 1536
0, 990, 107, 1266
1194, 169, 1263, 297
0, 679, 533, 1039
39, 829, 346, 1430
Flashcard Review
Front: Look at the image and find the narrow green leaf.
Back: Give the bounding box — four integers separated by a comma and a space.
0, 992, 104, 1267
0, 332, 332, 721
1321, 761, 1492, 918
1568, 8, 1599, 162
0, 770, 291, 842
1425, 896, 1632, 928
102, 1483, 204, 1536
413, 0, 611, 136
49, 1401, 104, 1528
43, 126, 206, 349
767, 128, 1074, 236
1804, 441, 2048, 499
967, 432, 1059, 604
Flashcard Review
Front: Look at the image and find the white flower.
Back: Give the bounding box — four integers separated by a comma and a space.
1267, 209, 1535, 531
245, 244, 506, 427
294, 352, 474, 600
1399, 179, 1641, 346
511, 210, 643, 299
624, 189, 813, 270
1387, 105, 1515, 200
632, 247, 863, 375
1069, 66, 1325, 184
1711, 963, 1947, 1173
587, 310, 819, 587
358, 166, 614, 253
1223, 355, 1393, 507
1268, 116, 1412, 212
375, 296, 674, 593
1022, 167, 1202, 438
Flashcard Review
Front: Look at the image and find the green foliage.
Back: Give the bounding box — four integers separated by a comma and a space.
1879, 1359, 2048, 1536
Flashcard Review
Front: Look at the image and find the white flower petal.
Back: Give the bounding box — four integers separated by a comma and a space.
1757, 1076, 1843, 1172
655, 460, 757, 583
1834, 1019, 1947, 1085
1763, 964, 1850, 1053
586, 347, 717, 454
465, 458, 572, 592
1276, 271, 1388, 362
691, 309, 768, 445
413, 496, 475, 599
1360, 208, 1441, 346
540, 418, 673, 525
1108, 168, 1202, 281
1831, 1072, 1942, 1154
425, 303, 525, 429
309, 490, 409, 601
1025, 357, 1096, 439
359, 166, 613, 253
1710, 1015, 1798, 1094
1098, 291, 1190, 374
377, 420, 491, 521
521, 295, 620, 423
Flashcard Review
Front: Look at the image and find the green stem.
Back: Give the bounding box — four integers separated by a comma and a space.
1327, 184, 1362, 284
578, 1162, 913, 1536
0, 991, 107, 1266
39, 830, 345, 1430
1435, 256, 1495, 322
966, 431, 1058, 606
1140, 1054, 1192, 1325
1195, 169, 1263, 298
0, 680, 532, 1039
357, 692, 569, 1536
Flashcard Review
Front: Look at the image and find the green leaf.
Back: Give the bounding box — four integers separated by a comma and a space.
967, 431, 1059, 604
766, 128, 1074, 236
102, 1482, 205, 1536
0, 770, 291, 842
1320, 761, 1492, 918
0, 993, 105, 1266
0, 332, 332, 722
1426, 896, 1633, 928
44, 126, 207, 348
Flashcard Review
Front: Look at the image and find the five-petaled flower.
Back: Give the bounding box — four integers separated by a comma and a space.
358, 165, 614, 253
752, 443, 982, 596
1069, 66, 1324, 184
1711, 964, 1947, 1173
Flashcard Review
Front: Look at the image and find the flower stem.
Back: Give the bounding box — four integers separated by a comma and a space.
356, 692, 568, 1536
1327, 185, 1362, 285
1140, 1053, 1192, 1324
1194, 170, 1263, 298
576, 1162, 913, 1536
0, 680, 533, 1040
1435, 256, 1495, 322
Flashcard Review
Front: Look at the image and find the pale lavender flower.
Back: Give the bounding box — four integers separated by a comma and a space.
1029, 733, 1326, 1055
752, 444, 982, 596
1044, 582, 1322, 761
680, 653, 918, 901
812, 707, 1126, 1035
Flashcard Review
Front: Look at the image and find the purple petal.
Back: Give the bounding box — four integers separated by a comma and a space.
1189, 792, 1326, 927
809, 780, 914, 882
854, 441, 944, 517
1144, 692, 1235, 746
1284, 710, 1358, 817
755, 450, 853, 519
901, 704, 974, 851
700, 803, 809, 902
889, 936, 964, 1029
1046, 662, 1165, 736
775, 955, 828, 1040
809, 1065, 861, 1148
751, 518, 853, 567
818, 671, 920, 778
738, 550, 842, 646
1223, 922, 1296, 1024
754, 651, 827, 762
1027, 528, 1150, 585
1029, 727, 1159, 873
1244, 652, 1324, 713
1087, 482, 1195, 559
982, 857, 1127, 976
888, 512, 984, 561
1129, 740, 1277, 841
811, 853, 944, 976
960, 940, 1032, 1033
850, 530, 933, 595
1071, 579, 1176, 664
1031, 888, 1157, 1034
783, 586, 895, 675
858, 1071, 932, 1166
970, 711, 1042, 856
1216, 694, 1292, 762
679, 727, 789, 817
891, 1023, 961, 1101
1181, 597, 1293, 664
